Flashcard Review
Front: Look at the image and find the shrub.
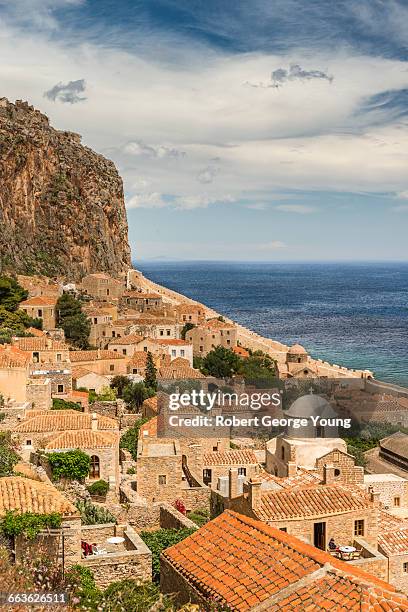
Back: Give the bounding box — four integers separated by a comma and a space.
120, 418, 149, 460
1, 511, 62, 540
47, 449, 90, 481
0, 432, 19, 477
144, 351, 157, 392
180, 322, 195, 339
56, 294, 90, 349
140, 527, 196, 582
51, 398, 82, 411
123, 382, 153, 411
75, 501, 116, 525
110, 375, 131, 398
102, 579, 172, 611
187, 507, 210, 528
87, 480, 109, 497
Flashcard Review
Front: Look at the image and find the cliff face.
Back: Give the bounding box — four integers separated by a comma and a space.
0, 98, 131, 280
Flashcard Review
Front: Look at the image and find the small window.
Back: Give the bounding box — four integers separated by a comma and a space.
57, 384, 64, 393
171, 349, 176, 357
160, 330, 164, 336
280, 527, 287, 532
110, 364, 114, 372
334, 468, 341, 477
180, 349, 185, 357
238, 467, 246, 476
203, 469, 212, 485
199, 346, 203, 352
133, 369, 137, 374
56, 353, 62, 362
158, 475, 167, 485
404, 562, 408, 573
394, 497, 401, 507
26, 439, 32, 446
122, 349, 127, 355
316, 425, 325, 438
167, 329, 171, 336
33, 351, 40, 363
354, 519, 364, 537
38, 309, 43, 317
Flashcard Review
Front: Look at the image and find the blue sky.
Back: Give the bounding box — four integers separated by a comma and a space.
1, 0, 408, 261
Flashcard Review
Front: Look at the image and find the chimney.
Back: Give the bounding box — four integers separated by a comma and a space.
229, 468, 239, 499
287, 461, 297, 478
368, 486, 381, 505
91, 413, 98, 430
323, 463, 336, 485
248, 478, 262, 509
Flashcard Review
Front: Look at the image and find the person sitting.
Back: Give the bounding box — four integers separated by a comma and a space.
328, 538, 338, 551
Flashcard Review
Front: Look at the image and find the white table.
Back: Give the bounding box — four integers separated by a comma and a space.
106, 536, 125, 545
338, 545, 356, 560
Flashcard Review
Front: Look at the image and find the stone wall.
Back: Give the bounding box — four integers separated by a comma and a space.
179, 487, 211, 513
120, 413, 143, 428
160, 503, 198, 531
363, 477, 408, 509
386, 552, 408, 595
81, 526, 152, 589
91, 399, 126, 419
160, 557, 207, 610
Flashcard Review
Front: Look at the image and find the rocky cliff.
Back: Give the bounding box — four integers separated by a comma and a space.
0, 98, 131, 280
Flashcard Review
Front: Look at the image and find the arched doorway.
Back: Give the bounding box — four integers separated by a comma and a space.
90, 455, 100, 479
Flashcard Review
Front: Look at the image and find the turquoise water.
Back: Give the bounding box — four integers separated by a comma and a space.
137, 262, 408, 387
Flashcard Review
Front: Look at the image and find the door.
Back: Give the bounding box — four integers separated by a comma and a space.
313, 522, 326, 550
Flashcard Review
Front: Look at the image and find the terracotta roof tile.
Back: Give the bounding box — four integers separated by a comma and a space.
20, 296, 57, 306
69, 349, 125, 362
378, 527, 408, 556
0, 345, 30, 368
0, 477, 78, 517
26, 327, 46, 337
109, 333, 144, 345
13, 337, 68, 351
158, 365, 205, 379
162, 510, 401, 612
156, 339, 192, 346
14, 410, 118, 433
45, 430, 118, 450
203, 449, 258, 466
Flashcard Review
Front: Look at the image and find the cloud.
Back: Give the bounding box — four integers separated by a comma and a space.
246, 203, 268, 210
173, 194, 235, 210
395, 191, 408, 199
44, 79, 86, 104
246, 63, 333, 89
126, 192, 167, 209
275, 204, 317, 214
357, 88, 408, 124
256, 240, 287, 250
197, 165, 218, 184
123, 140, 185, 159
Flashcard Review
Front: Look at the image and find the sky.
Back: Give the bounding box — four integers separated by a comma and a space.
1, 1, 408, 261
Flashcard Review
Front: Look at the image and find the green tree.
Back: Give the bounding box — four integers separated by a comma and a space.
201, 346, 241, 378
1, 511, 61, 540
47, 449, 90, 481
144, 351, 157, 391
110, 375, 130, 398
0, 432, 19, 477
123, 382, 153, 411
56, 294, 90, 349
238, 350, 277, 386
103, 580, 172, 611
119, 418, 149, 460
0, 276, 28, 311
95, 385, 117, 401
51, 398, 82, 411
0, 307, 41, 336
140, 527, 196, 582
180, 322, 195, 339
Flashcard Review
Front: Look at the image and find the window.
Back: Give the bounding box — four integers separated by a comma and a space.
38, 309, 43, 317
394, 496, 401, 507
112, 331, 116, 337
316, 425, 325, 438
167, 329, 171, 336
93, 317, 97, 324
180, 349, 185, 357
90, 455, 100, 479
133, 369, 137, 374
334, 468, 341, 477
238, 467, 246, 476
199, 346, 203, 352
226, 339, 230, 345
280, 527, 287, 532
158, 475, 167, 485
213, 446, 218, 452
110, 364, 114, 372
57, 384, 64, 393
404, 562, 408, 573
354, 519, 365, 537
26, 439, 32, 446
33, 351, 39, 363
122, 349, 127, 355
160, 330, 164, 336
56, 353, 62, 362
203, 469, 212, 485
171, 349, 176, 357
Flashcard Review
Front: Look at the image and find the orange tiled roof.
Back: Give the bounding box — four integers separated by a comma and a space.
158, 365, 205, 380
71, 366, 92, 379
14, 411, 118, 433
258, 467, 321, 489
142, 396, 158, 413
45, 430, 118, 450
203, 318, 235, 330
26, 327, 46, 337
128, 351, 148, 366
255, 484, 373, 521
109, 333, 143, 345
232, 346, 250, 357
0, 345, 30, 368
378, 527, 408, 556
139, 417, 157, 437
13, 337, 68, 351
69, 349, 125, 362
20, 296, 57, 306
156, 339, 192, 346
162, 510, 401, 612
0, 477, 78, 518
203, 449, 258, 466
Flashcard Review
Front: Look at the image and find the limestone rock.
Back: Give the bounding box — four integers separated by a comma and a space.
0, 98, 131, 279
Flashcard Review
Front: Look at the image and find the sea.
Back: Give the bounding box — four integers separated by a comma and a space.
136, 261, 408, 388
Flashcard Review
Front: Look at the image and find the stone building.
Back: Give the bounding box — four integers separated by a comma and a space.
378, 524, 408, 595
0, 344, 30, 402
26, 377, 52, 410
12, 336, 70, 365
108, 333, 144, 357
69, 349, 128, 376
186, 318, 238, 356
201, 449, 260, 487
364, 474, 408, 512
266, 393, 349, 477
158, 358, 205, 380
121, 290, 163, 312
13, 410, 118, 460
44, 429, 120, 492
160, 510, 407, 611
19, 296, 57, 330
156, 339, 194, 366
81, 273, 124, 301
129, 317, 181, 340
29, 366, 72, 397
379, 432, 408, 473
72, 367, 110, 394
173, 303, 206, 325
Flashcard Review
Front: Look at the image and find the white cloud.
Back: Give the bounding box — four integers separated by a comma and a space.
126, 192, 167, 209
173, 195, 235, 210
275, 204, 317, 214
123, 140, 185, 158
395, 190, 408, 199
256, 241, 287, 250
